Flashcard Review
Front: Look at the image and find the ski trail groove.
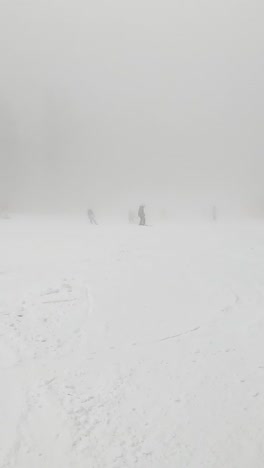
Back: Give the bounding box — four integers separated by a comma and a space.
157, 326, 201, 343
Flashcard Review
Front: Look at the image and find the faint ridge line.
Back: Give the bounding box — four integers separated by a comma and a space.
42, 299, 77, 304
158, 326, 200, 343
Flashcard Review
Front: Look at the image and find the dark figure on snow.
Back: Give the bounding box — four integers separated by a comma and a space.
88, 209, 97, 225
138, 205, 146, 226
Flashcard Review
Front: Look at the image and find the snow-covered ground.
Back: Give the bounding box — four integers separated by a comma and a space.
1, 216, 264, 467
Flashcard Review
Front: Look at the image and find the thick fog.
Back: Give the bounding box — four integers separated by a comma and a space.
1, 0, 264, 216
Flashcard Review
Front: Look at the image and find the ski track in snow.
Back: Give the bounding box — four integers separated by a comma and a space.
1, 218, 264, 467
157, 326, 201, 343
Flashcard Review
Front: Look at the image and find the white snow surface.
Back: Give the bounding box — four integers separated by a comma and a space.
1, 216, 264, 467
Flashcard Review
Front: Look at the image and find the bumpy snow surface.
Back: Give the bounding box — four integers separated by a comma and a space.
1, 216, 264, 467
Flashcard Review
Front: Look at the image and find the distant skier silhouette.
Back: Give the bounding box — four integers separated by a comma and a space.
128, 209, 136, 224
138, 205, 146, 226
87, 209, 97, 225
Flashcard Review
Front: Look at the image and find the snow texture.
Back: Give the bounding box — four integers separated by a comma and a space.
1, 216, 264, 467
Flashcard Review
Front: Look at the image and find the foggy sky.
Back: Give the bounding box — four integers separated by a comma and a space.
0, 0, 264, 213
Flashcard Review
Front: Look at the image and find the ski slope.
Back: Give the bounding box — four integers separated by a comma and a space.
1, 216, 264, 467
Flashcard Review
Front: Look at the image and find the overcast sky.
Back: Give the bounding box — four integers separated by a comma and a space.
0, 0, 263, 212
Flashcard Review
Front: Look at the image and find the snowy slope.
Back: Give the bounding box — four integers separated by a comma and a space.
1, 216, 264, 467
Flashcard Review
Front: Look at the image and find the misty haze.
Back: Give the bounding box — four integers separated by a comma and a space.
1, 1, 264, 467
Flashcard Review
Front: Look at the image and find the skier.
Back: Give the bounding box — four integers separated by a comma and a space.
212, 205, 217, 222
138, 205, 146, 226
87, 209, 97, 225
128, 209, 136, 224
